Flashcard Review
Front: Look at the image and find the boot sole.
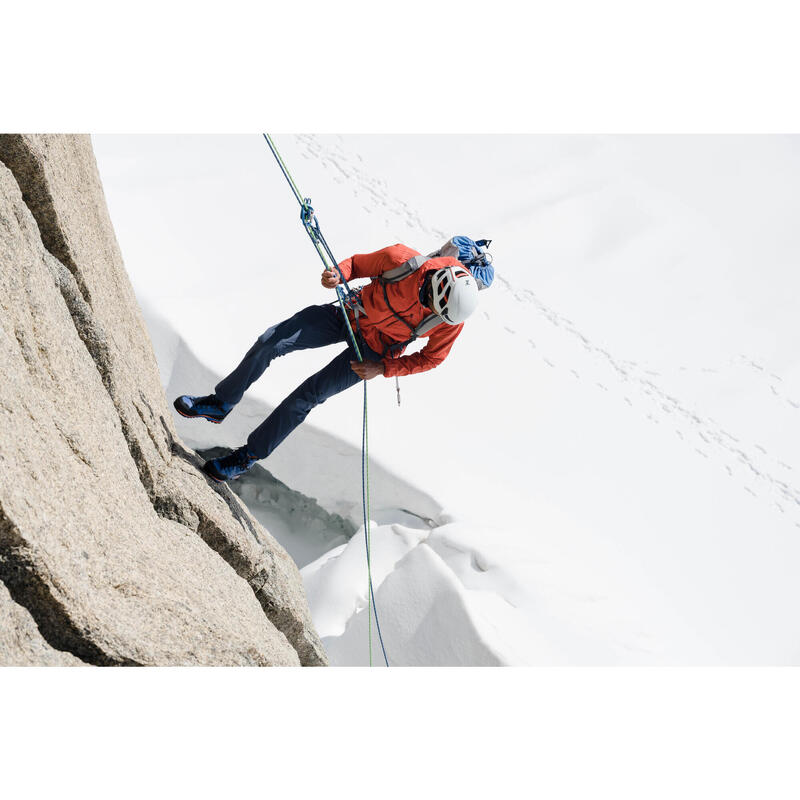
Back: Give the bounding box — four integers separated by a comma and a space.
175, 407, 225, 424
202, 462, 226, 482
202, 463, 247, 483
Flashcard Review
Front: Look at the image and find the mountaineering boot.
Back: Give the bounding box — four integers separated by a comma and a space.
173, 394, 233, 424
202, 446, 259, 482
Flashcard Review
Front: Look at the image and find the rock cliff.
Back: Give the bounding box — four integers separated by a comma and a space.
0, 134, 326, 666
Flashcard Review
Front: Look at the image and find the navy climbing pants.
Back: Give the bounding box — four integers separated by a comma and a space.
214, 303, 380, 459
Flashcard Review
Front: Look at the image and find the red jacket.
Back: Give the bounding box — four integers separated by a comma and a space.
337, 244, 464, 378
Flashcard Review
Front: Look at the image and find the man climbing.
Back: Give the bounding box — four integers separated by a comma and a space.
174, 238, 491, 482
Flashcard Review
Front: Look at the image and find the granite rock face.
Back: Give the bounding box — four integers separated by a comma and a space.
0, 134, 326, 666
0, 581, 81, 666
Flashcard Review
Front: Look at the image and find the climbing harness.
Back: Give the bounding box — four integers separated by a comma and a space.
262, 134, 389, 667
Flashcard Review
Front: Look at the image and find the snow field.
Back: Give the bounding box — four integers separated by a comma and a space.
96, 134, 800, 665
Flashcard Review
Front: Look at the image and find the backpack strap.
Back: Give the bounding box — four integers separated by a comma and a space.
383, 314, 443, 356
413, 314, 444, 338
379, 254, 430, 284
380, 279, 444, 356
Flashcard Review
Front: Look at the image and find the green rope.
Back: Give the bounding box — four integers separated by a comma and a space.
263, 133, 387, 667
263, 133, 305, 205
361, 375, 387, 666
365, 381, 372, 665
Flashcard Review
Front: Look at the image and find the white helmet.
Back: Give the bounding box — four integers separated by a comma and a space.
430, 265, 479, 324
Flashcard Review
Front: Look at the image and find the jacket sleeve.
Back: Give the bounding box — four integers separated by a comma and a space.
381, 322, 464, 377
337, 244, 421, 282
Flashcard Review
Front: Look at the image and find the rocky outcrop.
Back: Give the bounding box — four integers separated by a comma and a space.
0, 581, 81, 666
0, 134, 326, 666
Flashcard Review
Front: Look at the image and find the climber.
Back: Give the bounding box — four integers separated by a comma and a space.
174, 242, 483, 482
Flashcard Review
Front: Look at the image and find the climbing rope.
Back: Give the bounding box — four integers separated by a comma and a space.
362, 379, 388, 666
262, 134, 362, 359
262, 133, 389, 667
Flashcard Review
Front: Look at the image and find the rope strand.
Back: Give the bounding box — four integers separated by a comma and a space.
263, 134, 388, 667
363, 380, 389, 666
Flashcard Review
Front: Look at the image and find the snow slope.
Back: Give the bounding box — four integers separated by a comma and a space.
95, 135, 800, 665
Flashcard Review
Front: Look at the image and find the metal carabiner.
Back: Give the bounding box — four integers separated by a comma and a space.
300, 198, 317, 227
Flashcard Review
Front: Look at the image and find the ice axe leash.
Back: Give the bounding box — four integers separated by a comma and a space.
261, 134, 389, 667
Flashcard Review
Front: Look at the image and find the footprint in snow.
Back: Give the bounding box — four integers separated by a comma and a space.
471, 553, 489, 573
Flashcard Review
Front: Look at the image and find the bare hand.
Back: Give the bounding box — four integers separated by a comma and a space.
321, 269, 340, 289
351, 360, 384, 380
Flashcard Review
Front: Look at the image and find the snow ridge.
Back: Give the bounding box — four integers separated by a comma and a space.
95, 134, 800, 665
